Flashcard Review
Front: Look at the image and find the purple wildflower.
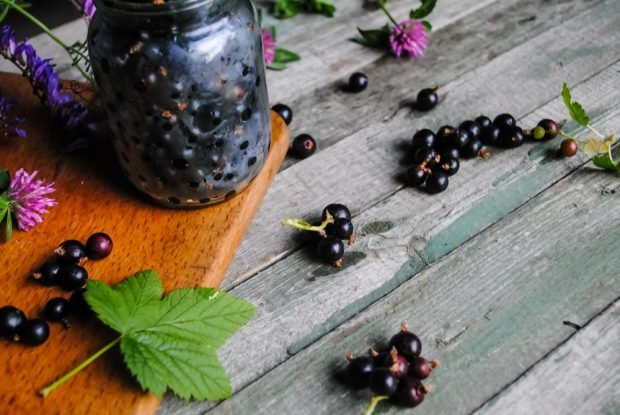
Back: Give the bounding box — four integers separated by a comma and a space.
0, 93, 26, 138
262, 29, 276, 65
0, 24, 89, 130
389, 19, 428, 59
8, 168, 57, 232
71, 0, 96, 21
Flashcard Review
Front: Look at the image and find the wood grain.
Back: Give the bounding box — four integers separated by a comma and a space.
0, 73, 289, 415
475, 299, 620, 415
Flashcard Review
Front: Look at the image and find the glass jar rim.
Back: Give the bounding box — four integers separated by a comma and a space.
94, 0, 213, 16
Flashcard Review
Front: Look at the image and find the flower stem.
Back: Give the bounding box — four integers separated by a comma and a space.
39, 336, 121, 397
364, 395, 388, 415
378, 2, 398, 26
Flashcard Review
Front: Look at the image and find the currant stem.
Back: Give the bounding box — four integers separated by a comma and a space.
365, 395, 388, 415
39, 336, 121, 397
586, 124, 605, 139
282, 211, 334, 233
558, 129, 580, 141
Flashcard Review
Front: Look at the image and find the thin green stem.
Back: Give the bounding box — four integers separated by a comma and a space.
364, 395, 388, 415
0, 0, 93, 81
586, 124, 605, 139
378, 2, 398, 26
39, 337, 121, 397
282, 211, 334, 233
558, 129, 580, 141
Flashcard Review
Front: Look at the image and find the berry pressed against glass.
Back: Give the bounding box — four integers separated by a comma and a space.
493, 113, 516, 131
291, 134, 316, 159
389, 322, 422, 360
18, 319, 50, 346
425, 171, 449, 194
435, 157, 459, 176
412, 129, 436, 149
348, 72, 368, 93
325, 218, 354, 240
561, 138, 578, 157
498, 126, 525, 148
461, 138, 483, 159
55, 240, 87, 265
271, 103, 293, 125
369, 367, 398, 396
316, 236, 345, 263
416, 87, 439, 111
459, 120, 482, 139
406, 165, 428, 187
345, 355, 374, 389
322, 204, 351, 221
59, 264, 88, 291
0, 306, 26, 339
86, 232, 113, 260
44, 297, 72, 323
394, 377, 429, 407
475, 115, 493, 131
480, 124, 500, 146
537, 118, 559, 139
414, 147, 438, 165
33, 261, 62, 286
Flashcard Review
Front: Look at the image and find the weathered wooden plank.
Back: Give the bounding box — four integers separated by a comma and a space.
224, 0, 620, 289
475, 299, 620, 415
203, 138, 620, 415
160, 34, 620, 415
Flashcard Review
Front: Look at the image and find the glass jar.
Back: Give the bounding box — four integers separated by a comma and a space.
88, 0, 271, 207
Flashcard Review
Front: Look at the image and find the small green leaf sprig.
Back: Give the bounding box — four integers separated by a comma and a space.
558, 83, 618, 172
273, 0, 336, 19
40, 270, 255, 400
263, 25, 301, 71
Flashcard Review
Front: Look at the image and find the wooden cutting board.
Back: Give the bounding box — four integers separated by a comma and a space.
0, 72, 289, 415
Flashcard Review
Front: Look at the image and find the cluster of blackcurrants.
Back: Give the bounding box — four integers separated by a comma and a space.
405, 114, 561, 193
0, 233, 112, 347
343, 322, 439, 410
313, 204, 355, 267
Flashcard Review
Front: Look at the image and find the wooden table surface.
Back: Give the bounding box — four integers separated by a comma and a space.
2, 0, 619, 414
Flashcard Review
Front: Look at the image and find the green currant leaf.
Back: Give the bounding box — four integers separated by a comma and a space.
354, 26, 391, 48
410, 0, 436, 19
592, 152, 620, 172
273, 48, 301, 64
0, 5, 10, 22
267, 25, 277, 39
84, 270, 256, 400
562, 83, 590, 127
0, 169, 9, 192
421, 20, 432, 32
274, 0, 301, 19
267, 62, 288, 71
305, 0, 336, 17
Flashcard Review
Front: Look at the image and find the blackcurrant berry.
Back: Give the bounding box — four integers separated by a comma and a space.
408, 357, 440, 380
493, 113, 516, 131
0, 306, 26, 339
55, 240, 87, 265
322, 204, 351, 221
316, 236, 345, 263
85, 232, 113, 260
44, 298, 72, 323
426, 171, 449, 194
537, 119, 559, 140
416, 87, 438, 111
436, 125, 456, 146
384, 347, 409, 379
59, 264, 88, 291
461, 138, 483, 159
17, 319, 50, 346
498, 126, 525, 148
325, 218, 354, 240
347, 72, 368, 93
480, 124, 501, 146
414, 147, 438, 165
291, 134, 316, 159
405, 165, 428, 187
369, 349, 389, 367
32, 261, 62, 286
70, 288, 94, 320
561, 138, 578, 157
394, 377, 429, 407
271, 103, 293, 125
369, 367, 398, 396
448, 129, 471, 149
345, 355, 374, 389
475, 115, 493, 131
411, 129, 436, 149
440, 147, 460, 161
435, 158, 459, 176
389, 322, 422, 360
459, 120, 482, 139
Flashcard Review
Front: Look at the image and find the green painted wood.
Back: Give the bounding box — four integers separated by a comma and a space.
224, 0, 617, 289
475, 299, 620, 415
204, 141, 620, 415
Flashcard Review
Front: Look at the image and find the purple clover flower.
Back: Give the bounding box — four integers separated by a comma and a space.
0, 93, 26, 138
262, 28, 277, 65
8, 168, 57, 232
71, 0, 96, 21
0, 24, 89, 130
389, 19, 429, 59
